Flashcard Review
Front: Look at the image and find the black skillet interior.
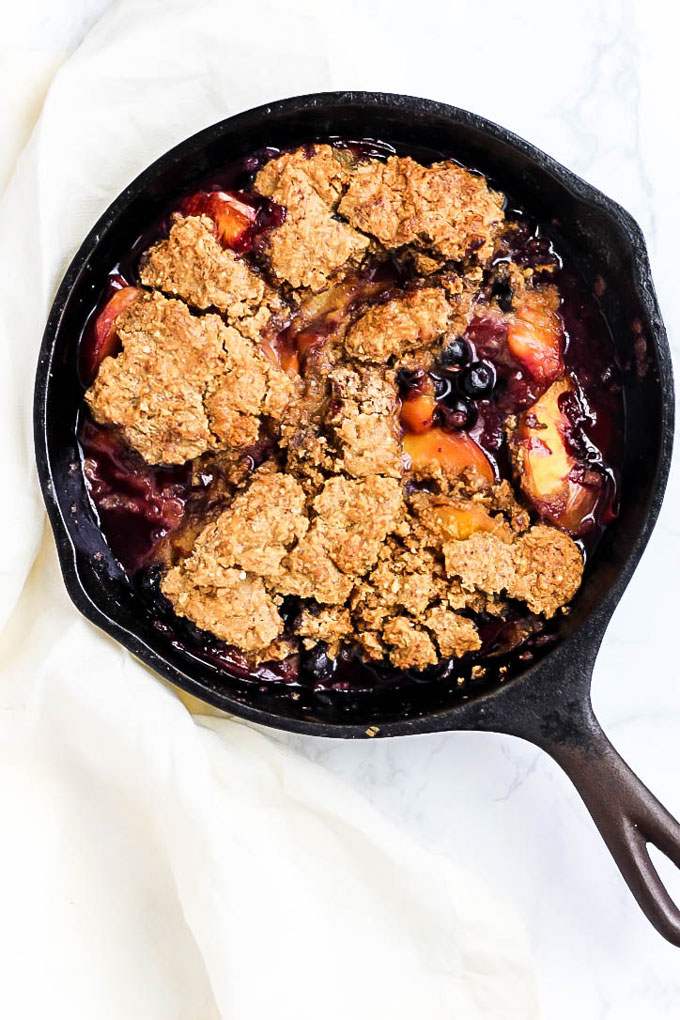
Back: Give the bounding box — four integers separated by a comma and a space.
35, 93, 673, 738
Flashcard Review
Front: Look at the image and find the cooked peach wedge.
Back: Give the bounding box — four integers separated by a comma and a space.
83, 285, 139, 381
181, 190, 257, 248
513, 376, 600, 534
420, 500, 512, 542
261, 339, 299, 375
404, 428, 495, 485
400, 376, 437, 434
506, 287, 564, 385
400, 392, 437, 433
292, 275, 388, 335
264, 272, 395, 376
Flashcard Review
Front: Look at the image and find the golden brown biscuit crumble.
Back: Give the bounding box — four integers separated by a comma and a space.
338, 155, 505, 262
84, 143, 592, 672
254, 144, 370, 291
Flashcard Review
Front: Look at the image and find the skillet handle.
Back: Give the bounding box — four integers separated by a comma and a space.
545, 706, 680, 946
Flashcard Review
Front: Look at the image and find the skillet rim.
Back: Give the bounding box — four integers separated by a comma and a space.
33, 90, 675, 738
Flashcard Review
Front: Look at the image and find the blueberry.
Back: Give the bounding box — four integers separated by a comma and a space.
242, 155, 262, 172
396, 367, 426, 397
433, 374, 453, 402
460, 361, 496, 398
137, 564, 162, 597
279, 595, 302, 626
300, 643, 336, 684
438, 397, 477, 431
439, 339, 470, 368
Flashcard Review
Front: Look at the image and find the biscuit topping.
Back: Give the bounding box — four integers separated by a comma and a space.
338, 155, 505, 262
81, 141, 621, 678
254, 144, 370, 291
86, 290, 297, 464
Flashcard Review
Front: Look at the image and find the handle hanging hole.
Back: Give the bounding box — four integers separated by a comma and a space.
648, 844, 680, 906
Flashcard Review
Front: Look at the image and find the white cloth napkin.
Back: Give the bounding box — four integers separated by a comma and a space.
0, 2, 539, 1016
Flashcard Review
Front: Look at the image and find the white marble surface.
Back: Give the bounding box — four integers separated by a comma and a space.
5, 0, 680, 1016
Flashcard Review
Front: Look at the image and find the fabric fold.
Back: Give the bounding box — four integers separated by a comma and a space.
0, 2, 538, 1016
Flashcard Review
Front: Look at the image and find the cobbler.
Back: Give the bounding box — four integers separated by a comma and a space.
79, 140, 622, 690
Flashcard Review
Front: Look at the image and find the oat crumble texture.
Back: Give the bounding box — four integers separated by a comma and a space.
85, 142, 590, 672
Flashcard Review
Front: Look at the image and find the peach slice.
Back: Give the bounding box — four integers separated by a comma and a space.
84, 285, 139, 380
400, 391, 437, 434
182, 190, 257, 248
514, 376, 599, 533
424, 502, 511, 542
264, 271, 395, 375
290, 274, 390, 339
297, 329, 329, 362
261, 337, 299, 375
507, 288, 564, 385
404, 427, 495, 484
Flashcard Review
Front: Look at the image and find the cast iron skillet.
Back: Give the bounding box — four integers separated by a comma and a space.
34, 92, 680, 944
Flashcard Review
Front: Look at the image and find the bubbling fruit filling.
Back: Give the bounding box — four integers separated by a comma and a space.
78, 140, 622, 691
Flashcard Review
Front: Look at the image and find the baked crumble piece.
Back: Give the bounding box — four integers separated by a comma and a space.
86, 289, 297, 464
344, 287, 453, 363
326, 365, 403, 478
140, 214, 287, 340
338, 155, 505, 262
86, 290, 227, 464
254, 144, 370, 291
82, 140, 621, 679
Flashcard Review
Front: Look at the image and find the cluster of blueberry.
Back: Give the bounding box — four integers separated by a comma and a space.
441, 340, 496, 398
397, 337, 497, 434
